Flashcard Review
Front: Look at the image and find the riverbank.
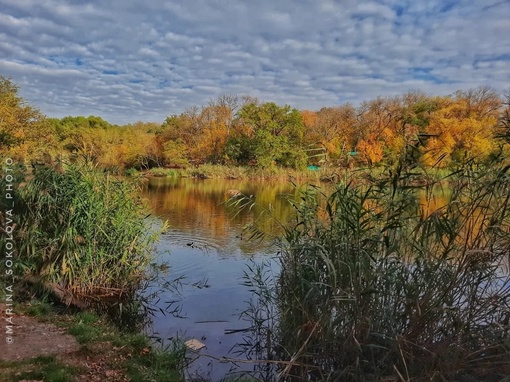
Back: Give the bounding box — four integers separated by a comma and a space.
0, 299, 184, 382
0, 163, 186, 381
129, 164, 329, 181
131, 164, 451, 185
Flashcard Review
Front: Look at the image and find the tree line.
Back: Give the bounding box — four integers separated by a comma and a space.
1, 75, 509, 171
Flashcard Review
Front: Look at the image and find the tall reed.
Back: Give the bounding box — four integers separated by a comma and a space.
1, 162, 160, 308
241, 160, 510, 381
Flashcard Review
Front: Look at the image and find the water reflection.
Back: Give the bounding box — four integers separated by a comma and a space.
141, 177, 509, 380
143, 177, 301, 256
141, 177, 300, 380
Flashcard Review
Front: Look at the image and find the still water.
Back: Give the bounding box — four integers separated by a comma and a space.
141, 177, 306, 380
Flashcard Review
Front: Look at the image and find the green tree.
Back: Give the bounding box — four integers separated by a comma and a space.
229, 102, 307, 169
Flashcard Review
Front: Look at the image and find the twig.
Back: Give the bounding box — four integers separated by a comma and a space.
277, 320, 321, 381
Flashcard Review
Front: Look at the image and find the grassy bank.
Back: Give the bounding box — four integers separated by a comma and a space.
0, 161, 185, 381
130, 164, 329, 181
131, 164, 453, 188
240, 160, 510, 381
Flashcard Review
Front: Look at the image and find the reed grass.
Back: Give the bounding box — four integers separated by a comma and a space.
239, 159, 510, 381
163, 164, 327, 180
147, 167, 181, 177
1, 162, 161, 309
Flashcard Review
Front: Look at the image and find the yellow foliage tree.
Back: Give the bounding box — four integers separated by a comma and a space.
303, 105, 356, 163
357, 134, 384, 165
0, 76, 55, 162
421, 94, 500, 167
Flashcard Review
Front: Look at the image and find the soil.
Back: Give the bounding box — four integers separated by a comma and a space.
0, 313, 80, 361
0, 304, 131, 381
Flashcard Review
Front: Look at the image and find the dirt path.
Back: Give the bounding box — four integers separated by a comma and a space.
0, 306, 80, 361
0, 304, 132, 381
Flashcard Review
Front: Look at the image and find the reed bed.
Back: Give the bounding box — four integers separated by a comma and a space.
240, 161, 510, 381
163, 164, 327, 180
1, 163, 160, 309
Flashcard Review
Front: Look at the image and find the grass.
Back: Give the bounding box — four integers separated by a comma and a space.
134, 163, 452, 186
67, 311, 102, 344
25, 299, 53, 317
0, 356, 78, 382
147, 167, 181, 177
126, 344, 185, 382
0, 299, 185, 382
239, 158, 510, 381
136, 164, 329, 180
0, 162, 186, 380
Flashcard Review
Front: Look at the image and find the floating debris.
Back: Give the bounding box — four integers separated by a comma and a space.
184, 338, 206, 351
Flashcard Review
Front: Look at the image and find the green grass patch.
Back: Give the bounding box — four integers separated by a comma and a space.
147, 167, 180, 177
124, 167, 141, 177
113, 332, 149, 350
125, 344, 185, 382
2, 300, 186, 381
168, 163, 330, 180
25, 300, 53, 318
68, 321, 101, 344
0, 356, 78, 382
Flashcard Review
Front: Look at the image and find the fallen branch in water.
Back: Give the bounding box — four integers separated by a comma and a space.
22, 275, 89, 310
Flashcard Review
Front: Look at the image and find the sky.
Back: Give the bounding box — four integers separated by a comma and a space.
1, 0, 509, 125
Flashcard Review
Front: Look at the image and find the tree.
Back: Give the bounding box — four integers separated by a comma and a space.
421, 92, 501, 167
303, 105, 357, 164
496, 89, 510, 144
355, 97, 396, 166
228, 102, 307, 169
0, 76, 54, 162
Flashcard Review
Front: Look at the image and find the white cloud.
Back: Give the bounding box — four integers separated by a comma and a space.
0, 0, 508, 124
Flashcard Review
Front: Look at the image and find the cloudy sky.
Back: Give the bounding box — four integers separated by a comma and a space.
1, 0, 509, 124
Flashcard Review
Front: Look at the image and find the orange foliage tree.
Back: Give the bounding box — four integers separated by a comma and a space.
303, 105, 357, 164
2, 77, 505, 171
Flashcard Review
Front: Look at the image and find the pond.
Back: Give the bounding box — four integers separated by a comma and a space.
140, 177, 310, 380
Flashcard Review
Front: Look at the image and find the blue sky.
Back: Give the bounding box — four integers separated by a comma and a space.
1, 0, 509, 124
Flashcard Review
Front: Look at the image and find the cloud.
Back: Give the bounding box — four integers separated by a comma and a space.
0, 0, 508, 124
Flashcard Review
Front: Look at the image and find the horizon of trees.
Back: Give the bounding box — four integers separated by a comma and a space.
1, 75, 509, 171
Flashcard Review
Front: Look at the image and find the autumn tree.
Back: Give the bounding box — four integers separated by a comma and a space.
50, 115, 164, 171
302, 105, 357, 165
355, 97, 396, 166
159, 95, 258, 166
496, 89, 510, 144
455, 86, 502, 119
421, 88, 502, 167
0, 76, 54, 162
195, 104, 231, 163
388, 91, 438, 165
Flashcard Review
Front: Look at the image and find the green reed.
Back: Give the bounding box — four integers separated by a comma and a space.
1, 162, 160, 308
240, 160, 510, 381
